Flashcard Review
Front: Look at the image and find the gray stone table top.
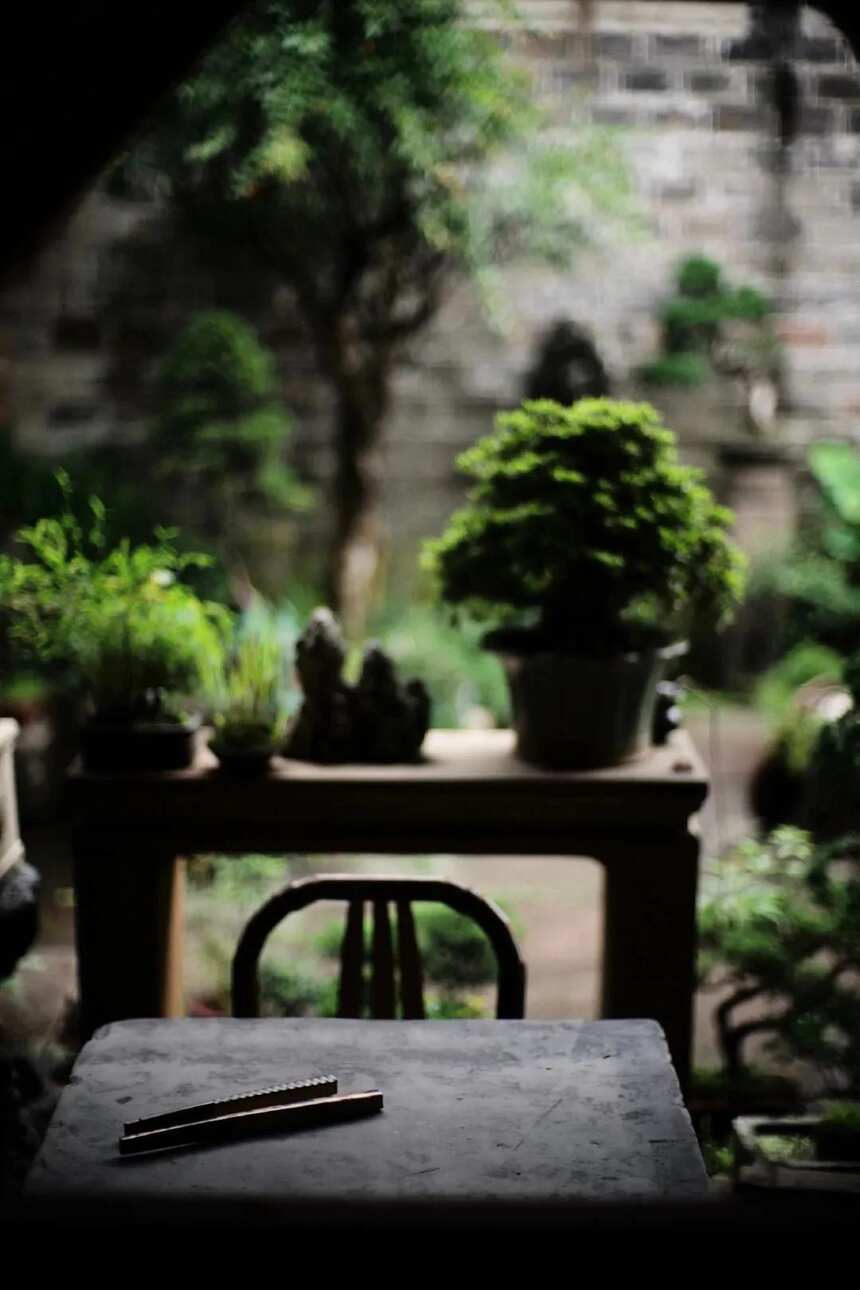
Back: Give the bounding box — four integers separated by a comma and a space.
28, 1018, 707, 1214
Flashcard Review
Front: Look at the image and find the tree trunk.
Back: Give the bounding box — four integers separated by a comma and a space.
327, 374, 388, 638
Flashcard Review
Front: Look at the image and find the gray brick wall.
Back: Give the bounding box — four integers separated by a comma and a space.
4, 3, 860, 590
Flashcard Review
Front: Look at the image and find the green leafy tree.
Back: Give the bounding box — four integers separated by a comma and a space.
423, 398, 745, 654
124, 0, 635, 629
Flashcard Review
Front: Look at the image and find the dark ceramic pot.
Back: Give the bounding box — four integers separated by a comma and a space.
82, 714, 201, 772
210, 741, 277, 779
490, 636, 687, 770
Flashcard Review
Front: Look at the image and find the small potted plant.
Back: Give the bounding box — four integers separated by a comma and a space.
210, 629, 288, 777
0, 478, 231, 771
423, 398, 746, 768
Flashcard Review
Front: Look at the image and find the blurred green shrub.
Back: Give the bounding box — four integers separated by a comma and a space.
153, 310, 311, 517
698, 827, 860, 1095
754, 642, 845, 725
256, 961, 338, 1018
754, 441, 860, 657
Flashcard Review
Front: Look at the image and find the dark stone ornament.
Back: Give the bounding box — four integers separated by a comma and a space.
354, 644, 431, 764
285, 608, 430, 764
523, 318, 610, 405
284, 608, 355, 763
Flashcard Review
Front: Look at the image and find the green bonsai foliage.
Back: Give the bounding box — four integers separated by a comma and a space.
212, 623, 288, 750
153, 310, 311, 515
637, 254, 777, 388
698, 827, 860, 1095
636, 353, 711, 388
0, 476, 232, 722
423, 398, 746, 653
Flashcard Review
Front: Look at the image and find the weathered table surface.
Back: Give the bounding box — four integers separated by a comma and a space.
28, 1018, 708, 1215
68, 728, 708, 1089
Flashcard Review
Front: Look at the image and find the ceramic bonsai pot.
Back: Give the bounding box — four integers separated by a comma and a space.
82, 713, 201, 772
488, 632, 687, 770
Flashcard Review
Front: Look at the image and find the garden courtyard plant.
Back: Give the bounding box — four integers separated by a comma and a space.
0, 479, 231, 768
424, 398, 745, 765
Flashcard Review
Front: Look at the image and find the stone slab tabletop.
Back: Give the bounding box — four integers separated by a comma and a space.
28, 1018, 707, 1214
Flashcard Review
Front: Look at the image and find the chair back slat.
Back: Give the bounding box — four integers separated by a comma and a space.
337, 899, 365, 1018
232, 875, 526, 1021
371, 900, 396, 1019
396, 900, 425, 1019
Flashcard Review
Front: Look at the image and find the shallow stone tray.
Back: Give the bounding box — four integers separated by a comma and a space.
733, 1115, 860, 1174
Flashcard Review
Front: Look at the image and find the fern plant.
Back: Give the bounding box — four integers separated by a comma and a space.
0, 477, 231, 722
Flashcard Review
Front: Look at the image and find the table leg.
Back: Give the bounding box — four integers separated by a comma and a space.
598, 832, 699, 1092
73, 842, 185, 1038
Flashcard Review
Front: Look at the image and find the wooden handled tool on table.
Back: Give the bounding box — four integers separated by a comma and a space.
118, 1074, 383, 1156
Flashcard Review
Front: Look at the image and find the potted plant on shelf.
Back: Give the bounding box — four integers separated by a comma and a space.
0, 480, 232, 771
423, 397, 746, 768
210, 628, 288, 778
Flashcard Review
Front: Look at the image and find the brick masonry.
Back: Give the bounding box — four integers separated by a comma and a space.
3, 2, 860, 590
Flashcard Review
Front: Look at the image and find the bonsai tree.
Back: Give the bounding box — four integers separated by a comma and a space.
638, 256, 779, 387
0, 477, 231, 725
423, 398, 746, 656
698, 827, 860, 1097
153, 310, 312, 557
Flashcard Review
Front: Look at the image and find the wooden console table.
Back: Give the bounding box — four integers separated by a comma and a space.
68, 728, 708, 1088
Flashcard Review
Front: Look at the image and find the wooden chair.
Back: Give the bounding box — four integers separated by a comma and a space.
232, 874, 526, 1020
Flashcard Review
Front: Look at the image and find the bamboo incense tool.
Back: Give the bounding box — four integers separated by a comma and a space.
123, 1074, 338, 1137
118, 1087, 383, 1156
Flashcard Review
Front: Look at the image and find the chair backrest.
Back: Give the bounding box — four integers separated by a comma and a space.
232, 875, 526, 1020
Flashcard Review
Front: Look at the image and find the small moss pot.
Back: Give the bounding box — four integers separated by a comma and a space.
489, 634, 686, 770
210, 740, 278, 779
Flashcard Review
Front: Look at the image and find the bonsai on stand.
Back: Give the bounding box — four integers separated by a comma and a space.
423, 397, 746, 768
0, 479, 232, 771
